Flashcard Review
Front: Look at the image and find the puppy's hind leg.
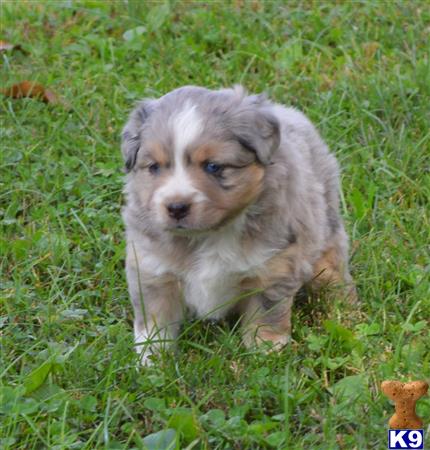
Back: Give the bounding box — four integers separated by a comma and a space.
310, 229, 357, 303
240, 280, 300, 350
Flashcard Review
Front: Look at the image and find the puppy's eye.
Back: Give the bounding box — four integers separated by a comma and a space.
203, 162, 223, 175
148, 163, 160, 175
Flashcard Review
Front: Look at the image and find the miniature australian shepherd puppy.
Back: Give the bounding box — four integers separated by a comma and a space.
121, 85, 355, 365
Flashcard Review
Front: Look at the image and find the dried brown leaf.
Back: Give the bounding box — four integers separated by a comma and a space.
1, 81, 59, 104
0, 40, 28, 54
0, 40, 14, 51
363, 41, 380, 59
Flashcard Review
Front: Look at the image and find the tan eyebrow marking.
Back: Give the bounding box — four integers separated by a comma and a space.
190, 141, 257, 167
191, 143, 220, 164
148, 142, 170, 166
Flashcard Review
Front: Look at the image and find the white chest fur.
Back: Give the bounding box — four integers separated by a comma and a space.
130, 220, 276, 319
183, 223, 275, 319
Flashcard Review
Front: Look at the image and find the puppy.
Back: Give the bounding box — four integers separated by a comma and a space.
121, 86, 355, 365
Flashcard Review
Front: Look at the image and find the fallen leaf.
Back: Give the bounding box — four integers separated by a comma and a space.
363, 41, 380, 59
0, 40, 14, 51
1, 81, 59, 104
0, 40, 28, 54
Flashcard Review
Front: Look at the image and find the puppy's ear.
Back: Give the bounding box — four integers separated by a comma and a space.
230, 105, 280, 165
121, 100, 154, 172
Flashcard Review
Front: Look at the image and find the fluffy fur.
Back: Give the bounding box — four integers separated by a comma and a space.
121, 85, 355, 364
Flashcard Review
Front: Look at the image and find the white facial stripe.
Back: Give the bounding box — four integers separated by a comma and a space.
172, 103, 203, 155
153, 103, 207, 208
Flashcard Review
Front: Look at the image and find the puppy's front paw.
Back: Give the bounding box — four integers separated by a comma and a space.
134, 333, 155, 367
134, 329, 173, 368
135, 344, 156, 367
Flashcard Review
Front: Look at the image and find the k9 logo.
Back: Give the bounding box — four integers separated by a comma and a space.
388, 429, 424, 449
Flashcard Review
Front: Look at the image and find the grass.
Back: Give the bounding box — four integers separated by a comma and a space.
1, 1, 429, 449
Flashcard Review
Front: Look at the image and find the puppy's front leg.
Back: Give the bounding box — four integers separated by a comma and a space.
127, 267, 184, 365
240, 280, 299, 350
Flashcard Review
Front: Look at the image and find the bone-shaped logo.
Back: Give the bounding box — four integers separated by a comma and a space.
381, 380, 428, 429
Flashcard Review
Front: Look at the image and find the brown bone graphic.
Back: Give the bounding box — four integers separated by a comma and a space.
381, 380, 428, 429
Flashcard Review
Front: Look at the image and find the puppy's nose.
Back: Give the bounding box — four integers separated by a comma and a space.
167, 202, 190, 220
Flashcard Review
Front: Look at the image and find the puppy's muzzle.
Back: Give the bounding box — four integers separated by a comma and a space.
167, 202, 191, 221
